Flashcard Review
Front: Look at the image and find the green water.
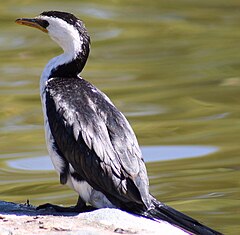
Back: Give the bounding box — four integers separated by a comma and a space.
1, 0, 240, 234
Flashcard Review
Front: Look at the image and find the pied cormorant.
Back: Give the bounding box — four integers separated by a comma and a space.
16, 11, 221, 235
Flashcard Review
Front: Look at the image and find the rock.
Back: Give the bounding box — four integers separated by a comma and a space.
0, 200, 188, 234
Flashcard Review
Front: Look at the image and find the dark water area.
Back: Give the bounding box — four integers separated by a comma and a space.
1, 1, 240, 234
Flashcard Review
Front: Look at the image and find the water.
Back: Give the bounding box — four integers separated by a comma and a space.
6, 146, 219, 171
1, 1, 240, 234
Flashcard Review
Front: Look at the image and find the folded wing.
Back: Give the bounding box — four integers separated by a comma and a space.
45, 76, 150, 210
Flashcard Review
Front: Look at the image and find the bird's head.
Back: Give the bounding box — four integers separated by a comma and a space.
16, 11, 90, 57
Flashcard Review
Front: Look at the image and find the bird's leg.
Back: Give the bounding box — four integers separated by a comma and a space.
36, 196, 96, 213
75, 196, 96, 212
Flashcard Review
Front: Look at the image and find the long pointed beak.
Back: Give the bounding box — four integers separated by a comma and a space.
15, 18, 48, 33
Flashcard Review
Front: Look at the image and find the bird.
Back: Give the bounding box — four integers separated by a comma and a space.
16, 11, 221, 235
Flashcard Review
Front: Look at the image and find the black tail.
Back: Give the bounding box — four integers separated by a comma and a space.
139, 196, 222, 235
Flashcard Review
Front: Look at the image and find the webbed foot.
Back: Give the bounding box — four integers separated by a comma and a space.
36, 203, 78, 212
36, 196, 96, 213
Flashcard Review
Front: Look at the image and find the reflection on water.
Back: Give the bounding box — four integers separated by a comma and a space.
7, 145, 218, 171
0, 1, 240, 234
142, 145, 218, 162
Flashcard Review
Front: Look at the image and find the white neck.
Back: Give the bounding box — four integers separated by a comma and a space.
40, 54, 68, 96
38, 15, 84, 96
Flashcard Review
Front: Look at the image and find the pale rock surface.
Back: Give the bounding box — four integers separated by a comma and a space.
0, 200, 188, 235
